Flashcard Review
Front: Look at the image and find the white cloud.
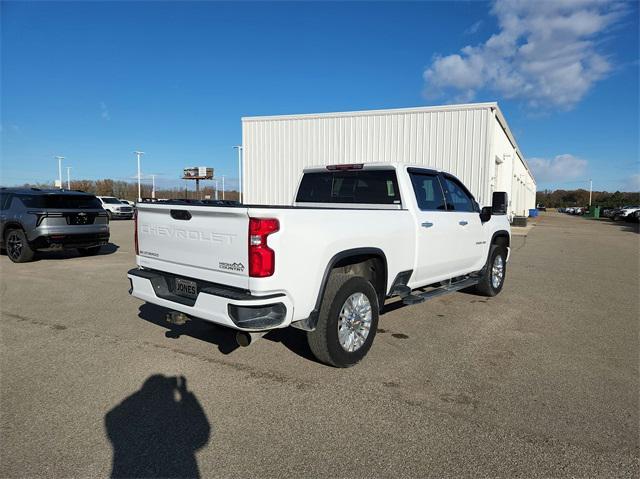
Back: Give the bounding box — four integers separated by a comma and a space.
100, 101, 110, 120
622, 173, 640, 192
424, 0, 628, 110
465, 20, 483, 35
529, 154, 588, 183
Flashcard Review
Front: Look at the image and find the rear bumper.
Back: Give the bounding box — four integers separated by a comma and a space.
31, 232, 110, 250
127, 268, 293, 331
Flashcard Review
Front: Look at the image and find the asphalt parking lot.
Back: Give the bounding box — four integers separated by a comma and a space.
1, 213, 638, 478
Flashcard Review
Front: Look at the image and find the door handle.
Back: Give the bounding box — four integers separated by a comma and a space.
458, 220, 468, 226
421, 222, 434, 228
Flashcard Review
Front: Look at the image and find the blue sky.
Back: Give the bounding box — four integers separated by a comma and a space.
1, 1, 638, 192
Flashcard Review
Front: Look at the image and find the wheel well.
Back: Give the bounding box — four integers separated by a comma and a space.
296, 249, 389, 332
1, 223, 24, 249
2, 222, 24, 239
492, 231, 510, 249
331, 253, 387, 306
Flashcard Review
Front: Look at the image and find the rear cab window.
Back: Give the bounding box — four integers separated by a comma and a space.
296, 169, 401, 205
17, 194, 102, 209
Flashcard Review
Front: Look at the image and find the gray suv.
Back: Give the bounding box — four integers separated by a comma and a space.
0, 188, 110, 263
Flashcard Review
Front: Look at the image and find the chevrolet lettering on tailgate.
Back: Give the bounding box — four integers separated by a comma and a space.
141, 224, 235, 245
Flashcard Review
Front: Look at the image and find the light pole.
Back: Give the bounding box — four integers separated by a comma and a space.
214, 179, 219, 200
66, 166, 72, 189
589, 179, 593, 206
151, 174, 156, 199
134, 151, 144, 201
233, 145, 243, 203
55, 156, 64, 188
221, 175, 225, 200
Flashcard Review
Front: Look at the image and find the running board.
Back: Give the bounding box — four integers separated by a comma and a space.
401, 277, 479, 306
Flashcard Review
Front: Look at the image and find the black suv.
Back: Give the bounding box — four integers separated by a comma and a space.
0, 188, 110, 262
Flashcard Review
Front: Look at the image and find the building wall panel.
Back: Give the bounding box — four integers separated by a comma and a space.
242, 104, 535, 216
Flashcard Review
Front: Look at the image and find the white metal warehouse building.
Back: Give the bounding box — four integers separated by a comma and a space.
241, 102, 536, 218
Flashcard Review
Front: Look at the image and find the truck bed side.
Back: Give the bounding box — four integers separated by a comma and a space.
245, 207, 415, 321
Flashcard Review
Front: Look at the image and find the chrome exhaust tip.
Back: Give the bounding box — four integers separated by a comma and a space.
166, 311, 189, 325
235, 330, 268, 347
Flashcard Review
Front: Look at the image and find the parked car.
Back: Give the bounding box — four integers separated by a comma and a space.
566, 207, 584, 215
600, 207, 616, 218
612, 206, 640, 222
120, 199, 136, 208
128, 163, 511, 367
98, 196, 134, 219
0, 188, 110, 263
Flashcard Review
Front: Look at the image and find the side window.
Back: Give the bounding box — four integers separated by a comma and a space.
15, 195, 38, 208
0, 193, 13, 210
443, 176, 476, 212
409, 173, 447, 211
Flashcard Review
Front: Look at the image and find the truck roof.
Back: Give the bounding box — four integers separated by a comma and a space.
302, 163, 441, 173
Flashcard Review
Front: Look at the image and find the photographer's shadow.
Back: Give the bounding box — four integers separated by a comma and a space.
105, 375, 211, 479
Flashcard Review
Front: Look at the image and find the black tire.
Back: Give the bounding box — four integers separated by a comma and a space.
475, 245, 507, 297
307, 274, 379, 368
5, 228, 35, 263
107, 211, 113, 220
78, 246, 102, 256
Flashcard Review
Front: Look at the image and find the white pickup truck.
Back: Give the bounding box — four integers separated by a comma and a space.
128, 163, 511, 367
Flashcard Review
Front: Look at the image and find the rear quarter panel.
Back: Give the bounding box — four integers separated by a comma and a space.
246, 207, 415, 321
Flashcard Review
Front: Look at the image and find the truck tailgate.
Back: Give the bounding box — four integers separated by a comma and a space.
136, 203, 249, 289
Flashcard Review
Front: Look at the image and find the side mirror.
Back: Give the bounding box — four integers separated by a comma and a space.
480, 206, 492, 222
492, 191, 508, 215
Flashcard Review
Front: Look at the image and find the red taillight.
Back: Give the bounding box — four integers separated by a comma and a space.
248, 218, 279, 277
134, 210, 139, 255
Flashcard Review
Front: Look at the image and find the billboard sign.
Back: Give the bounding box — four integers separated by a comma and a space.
183, 166, 214, 179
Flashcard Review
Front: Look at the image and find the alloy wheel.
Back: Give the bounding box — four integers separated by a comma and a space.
337, 292, 372, 352
7, 232, 23, 261
491, 254, 504, 289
